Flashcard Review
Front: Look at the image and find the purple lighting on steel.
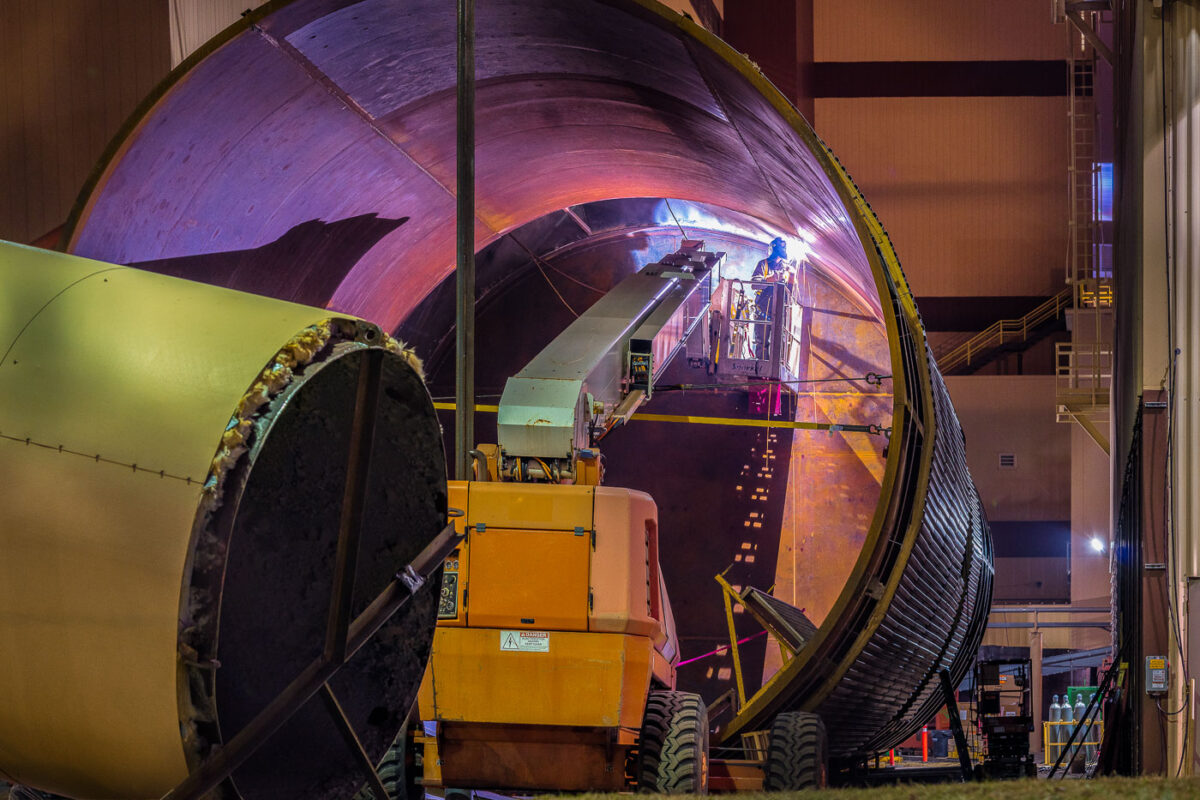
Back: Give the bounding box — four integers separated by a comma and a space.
67, 0, 875, 331
65, 0, 991, 765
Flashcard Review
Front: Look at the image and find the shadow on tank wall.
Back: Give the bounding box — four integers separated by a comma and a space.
128, 214, 408, 303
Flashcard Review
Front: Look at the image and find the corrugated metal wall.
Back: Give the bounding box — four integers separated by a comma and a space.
0, 0, 170, 245
816, 96, 1068, 297
814, 0, 1062, 62
1132, 0, 1200, 770
1108, 1, 1200, 770
812, 0, 1070, 305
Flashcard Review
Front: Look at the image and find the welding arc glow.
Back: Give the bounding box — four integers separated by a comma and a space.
650, 198, 814, 268
1090, 536, 1106, 553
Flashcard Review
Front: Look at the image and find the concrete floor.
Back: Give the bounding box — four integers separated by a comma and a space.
8, 775, 1200, 799
574, 777, 1198, 798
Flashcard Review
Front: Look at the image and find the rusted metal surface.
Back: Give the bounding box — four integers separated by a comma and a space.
770, 268, 893, 635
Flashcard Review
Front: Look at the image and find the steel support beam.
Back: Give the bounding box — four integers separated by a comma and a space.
325, 349, 383, 664
321, 685, 390, 800
454, 0, 476, 481
1030, 629, 1044, 761
940, 669, 974, 782
1067, 10, 1115, 64
1060, 401, 1111, 455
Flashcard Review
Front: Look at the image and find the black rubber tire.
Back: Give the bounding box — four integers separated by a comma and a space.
380, 733, 422, 800
355, 720, 424, 800
637, 690, 709, 794
763, 711, 828, 791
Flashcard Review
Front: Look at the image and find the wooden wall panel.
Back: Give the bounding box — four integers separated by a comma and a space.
169, 0, 269, 67
0, 0, 169, 245
814, 0, 1066, 62
945, 376, 1071, 522
815, 96, 1069, 298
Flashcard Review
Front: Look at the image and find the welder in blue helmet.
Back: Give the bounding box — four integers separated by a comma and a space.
751, 237, 793, 357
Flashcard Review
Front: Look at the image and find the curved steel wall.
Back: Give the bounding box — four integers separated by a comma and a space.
811, 166, 994, 756
63, 0, 992, 760
716, 155, 993, 755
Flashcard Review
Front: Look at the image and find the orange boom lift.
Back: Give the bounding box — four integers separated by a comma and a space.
415, 243, 721, 795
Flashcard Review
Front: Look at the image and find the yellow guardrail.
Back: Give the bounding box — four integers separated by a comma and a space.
938, 288, 1073, 373
1043, 719, 1104, 765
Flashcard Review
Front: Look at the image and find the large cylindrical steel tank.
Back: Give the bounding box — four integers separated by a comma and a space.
0, 242, 447, 798
62, 0, 991, 759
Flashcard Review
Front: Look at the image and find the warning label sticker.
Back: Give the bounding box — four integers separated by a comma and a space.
500, 630, 550, 653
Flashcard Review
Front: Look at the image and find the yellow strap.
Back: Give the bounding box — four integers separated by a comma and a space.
431, 402, 884, 434
433, 402, 499, 412
629, 412, 876, 433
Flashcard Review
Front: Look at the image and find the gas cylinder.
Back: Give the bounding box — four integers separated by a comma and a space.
1074, 694, 1087, 759
1060, 694, 1074, 754
1049, 694, 1062, 753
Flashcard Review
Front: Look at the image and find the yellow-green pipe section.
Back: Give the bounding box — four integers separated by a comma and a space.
0, 241, 444, 799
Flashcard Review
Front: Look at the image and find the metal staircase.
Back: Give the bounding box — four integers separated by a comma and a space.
937, 289, 1073, 374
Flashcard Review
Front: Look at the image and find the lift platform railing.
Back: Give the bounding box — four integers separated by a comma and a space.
717, 279, 803, 383
723, 279, 772, 362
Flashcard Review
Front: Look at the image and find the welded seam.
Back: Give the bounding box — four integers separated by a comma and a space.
678, 37, 801, 239
0, 267, 126, 372
250, 24, 502, 239
508, 229, 604, 294
0, 431, 198, 486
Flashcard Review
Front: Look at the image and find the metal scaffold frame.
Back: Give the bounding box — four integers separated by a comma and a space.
1057, 5, 1113, 455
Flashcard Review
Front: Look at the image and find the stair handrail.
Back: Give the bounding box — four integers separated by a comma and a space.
937, 288, 1073, 373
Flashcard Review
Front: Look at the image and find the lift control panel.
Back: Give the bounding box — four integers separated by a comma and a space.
1146, 655, 1169, 695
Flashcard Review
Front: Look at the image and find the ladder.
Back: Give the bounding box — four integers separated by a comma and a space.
1056, 15, 1112, 454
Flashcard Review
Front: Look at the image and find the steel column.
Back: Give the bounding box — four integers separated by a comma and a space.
1030, 629, 1044, 761
454, 0, 476, 480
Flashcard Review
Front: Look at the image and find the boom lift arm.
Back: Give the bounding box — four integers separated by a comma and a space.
495, 240, 722, 481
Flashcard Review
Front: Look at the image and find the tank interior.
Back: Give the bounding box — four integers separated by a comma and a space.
67, 0, 897, 709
